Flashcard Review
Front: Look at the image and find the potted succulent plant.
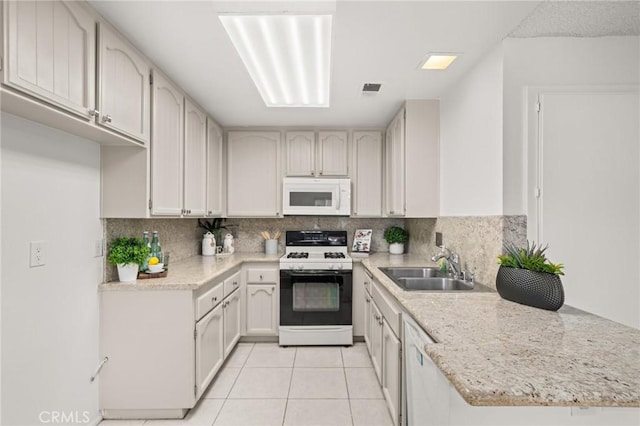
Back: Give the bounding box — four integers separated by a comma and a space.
108, 237, 151, 282
497, 241, 565, 311
384, 226, 408, 254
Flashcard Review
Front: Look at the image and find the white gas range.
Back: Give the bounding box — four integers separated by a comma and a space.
278, 231, 353, 346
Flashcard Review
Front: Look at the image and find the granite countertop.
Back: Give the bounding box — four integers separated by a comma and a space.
99, 252, 281, 291
362, 253, 640, 408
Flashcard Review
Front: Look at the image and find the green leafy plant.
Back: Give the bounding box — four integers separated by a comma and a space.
107, 237, 151, 266
384, 226, 409, 244
498, 241, 564, 275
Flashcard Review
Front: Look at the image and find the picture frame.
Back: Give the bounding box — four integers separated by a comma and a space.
352, 229, 372, 253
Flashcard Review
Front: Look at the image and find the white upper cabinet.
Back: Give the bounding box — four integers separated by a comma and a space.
206, 118, 224, 217
285, 130, 348, 177
385, 100, 439, 218
317, 131, 349, 176
98, 23, 150, 145
285, 131, 315, 176
227, 131, 282, 217
4, 0, 96, 120
352, 131, 383, 217
150, 71, 184, 216
183, 98, 207, 216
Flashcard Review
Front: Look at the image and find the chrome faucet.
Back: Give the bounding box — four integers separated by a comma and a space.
431, 246, 462, 279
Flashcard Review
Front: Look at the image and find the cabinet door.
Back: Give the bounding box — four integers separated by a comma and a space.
285, 131, 315, 176
98, 23, 150, 144
382, 319, 401, 426
318, 131, 348, 176
364, 289, 372, 352
223, 290, 241, 358
195, 303, 224, 399
206, 118, 224, 217
246, 284, 278, 336
370, 302, 383, 383
227, 131, 281, 217
5, 0, 96, 120
352, 131, 383, 217
183, 99, 207, 216
386, 110, 405, 216
150, 71, 184, 216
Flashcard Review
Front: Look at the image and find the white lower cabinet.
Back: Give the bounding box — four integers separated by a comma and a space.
370, 301, 384, 382
100, 268, 241, 419
382, 319, 401, 426
243, 264, 279, 336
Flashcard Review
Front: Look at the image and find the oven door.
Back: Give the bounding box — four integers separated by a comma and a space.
280, 269, 352, 326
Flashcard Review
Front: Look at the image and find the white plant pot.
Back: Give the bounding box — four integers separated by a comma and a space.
389, 243, 405, 255
117, 263, 139, 282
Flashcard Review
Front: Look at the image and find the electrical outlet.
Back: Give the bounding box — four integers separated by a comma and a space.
30, 241, 47, 267
435, 232, 443, 247
94, 239, 104, 257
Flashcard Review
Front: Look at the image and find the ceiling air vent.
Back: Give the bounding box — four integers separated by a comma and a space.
362, 83, 382, 96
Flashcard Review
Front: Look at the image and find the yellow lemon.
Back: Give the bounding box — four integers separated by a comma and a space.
148, 256, 159, 265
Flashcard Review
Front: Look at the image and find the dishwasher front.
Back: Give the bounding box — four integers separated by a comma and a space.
402, 315, 451, 426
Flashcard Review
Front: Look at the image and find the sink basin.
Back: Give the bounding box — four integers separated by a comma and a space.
379, 267, 445, 279
395, 277, 474, 291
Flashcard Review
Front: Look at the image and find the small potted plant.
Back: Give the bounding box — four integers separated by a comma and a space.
198, 218, 234, 249
497, 241, 565, 311
108, 237, 151, 282
384, 226, 408, 254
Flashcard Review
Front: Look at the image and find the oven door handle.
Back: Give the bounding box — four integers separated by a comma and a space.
282, 270, 350, 276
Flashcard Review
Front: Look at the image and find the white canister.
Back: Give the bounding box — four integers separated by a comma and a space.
202, 232, 216, 256
223, 233, 235, 254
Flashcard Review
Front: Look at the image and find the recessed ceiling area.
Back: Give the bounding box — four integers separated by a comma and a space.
88, 1, 636, 128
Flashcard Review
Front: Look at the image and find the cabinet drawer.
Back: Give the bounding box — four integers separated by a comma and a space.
373, 281, 402, 337
247, 269, 278, 283
196, 283, 223, 321
224, 271, 241, 297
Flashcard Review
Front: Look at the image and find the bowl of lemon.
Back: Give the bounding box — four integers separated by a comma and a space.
147, 256, 164, 273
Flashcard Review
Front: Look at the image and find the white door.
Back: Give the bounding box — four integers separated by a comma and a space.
386, 110, 405, 216
531, 89, 639, 328
5, 0, 96, 120
206, 118, 224, 217
227, 132, 281, 217
382, 319, 401, 426
246, 284, 278, 336
352, 131, 383, 217
151, 71, 183, 216
195, 303, 224, 399
98, 23, 150, 144
223, 290, 241, 358
286, 131, 315, 176
318, 131, 348, 176
183, 99, 207, 216
370, 302, 383, 383
364, 289, 372, 353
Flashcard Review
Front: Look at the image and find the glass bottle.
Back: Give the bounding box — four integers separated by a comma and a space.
150, 231, 162, 261
141, 231, 151, 272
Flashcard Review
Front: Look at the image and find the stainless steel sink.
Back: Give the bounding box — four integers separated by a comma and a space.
379, 266, 481, 291
395, 277, 474, 291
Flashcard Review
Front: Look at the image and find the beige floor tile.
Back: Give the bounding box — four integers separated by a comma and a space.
345, 368, 384, 399
295, 346, 344, 368
228, 367, 292, 399
284, 399, 352, 426
213, 399, 287, 426
244, 343, 296, 367
224, 343, 254, 368
144, 399, 224, 425
350, 399, 394, 426
341, 343, 373, 368
289, 368, 348, 399
203, 367, 242, 399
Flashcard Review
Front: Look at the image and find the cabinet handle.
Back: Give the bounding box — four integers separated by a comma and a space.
259, 274, 263, 280
379, 319, 384, 325
88, 109, 99, 118
102, 114, 112, 123
233, 281, 238, 286
365, 297, 370, 303
208, 210, 212, 215
319, 170, 323, 175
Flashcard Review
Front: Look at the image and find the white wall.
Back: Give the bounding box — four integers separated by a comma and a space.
502, 36, 640, 215
1, 113, 102, 425
439, 44, 504, 216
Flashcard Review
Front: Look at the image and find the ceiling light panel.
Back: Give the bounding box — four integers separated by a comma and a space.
420, 53, 458, 70
220, 14, 332, 107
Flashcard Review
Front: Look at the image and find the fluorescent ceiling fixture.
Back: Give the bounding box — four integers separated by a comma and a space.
420, 53, 458, 70
220, 14, 332, 107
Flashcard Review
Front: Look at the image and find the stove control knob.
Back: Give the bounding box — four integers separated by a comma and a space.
297, 264, 304, 271
337, 263, 343, 270
289, 264, 294, 270
328, 264, 335, 270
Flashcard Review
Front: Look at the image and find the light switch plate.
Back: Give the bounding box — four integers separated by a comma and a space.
94, 239, 104, 257
30, 241, 47, 267
435, 232, 443, 247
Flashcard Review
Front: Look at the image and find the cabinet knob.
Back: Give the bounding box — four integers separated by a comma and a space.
102, 114, 112, 123
208, 211, 212, 215
259, 274, 263, 280
212, 296, 217, 303
88, 109, 99, 118
233, 281, 238, 286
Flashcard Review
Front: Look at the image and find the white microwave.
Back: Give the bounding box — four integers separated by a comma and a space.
282, 178, 351, 216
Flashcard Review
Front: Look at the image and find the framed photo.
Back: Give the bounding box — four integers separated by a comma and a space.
352, 229, 372, 253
